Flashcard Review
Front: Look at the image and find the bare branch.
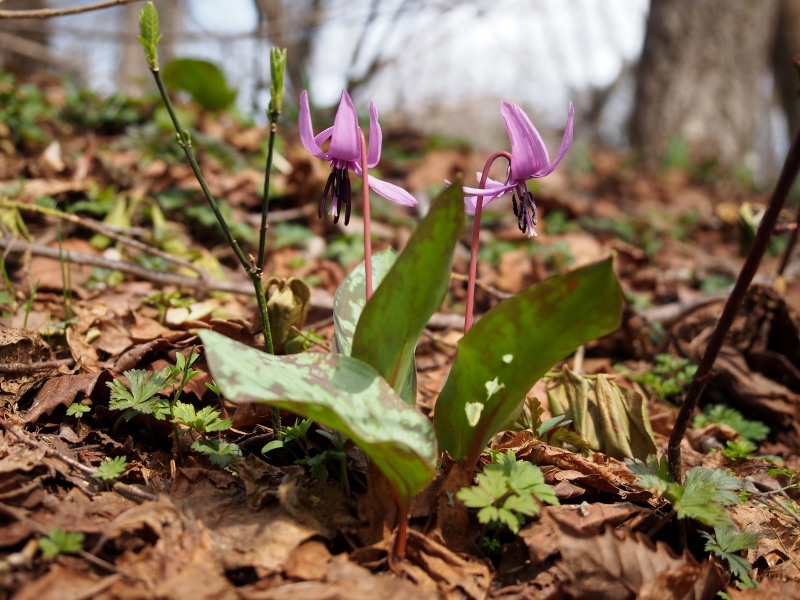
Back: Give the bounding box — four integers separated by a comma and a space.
0, 0, 143, 19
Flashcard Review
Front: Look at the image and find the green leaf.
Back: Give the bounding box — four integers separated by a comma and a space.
702, 526, 759, 583
191, 438, 242, 467
670, 467, 742, 527
39, 528, 84, 558
332, 248, 397, 356
92, 456, 128, 481
694, 404, 769, 443
351, 180, 465, 404
137, 1, 162, 70
626, 455, 674, 494
171, 402, 232, 434
199, 329, 436, 502
435, 257, 623, 462
66, 403, 90, 418
107, 368, 175, 415
162, 59, 237, 111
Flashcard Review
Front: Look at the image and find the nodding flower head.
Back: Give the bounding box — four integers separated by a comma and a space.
463, 102, 574, 237
299, 90, 417, 225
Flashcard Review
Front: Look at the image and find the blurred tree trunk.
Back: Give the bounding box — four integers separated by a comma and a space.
253, 0, 323, 95
632, 0, 779, 170
0, 0, 53, 74
117, 0, 180, 93
772, 0, 800, 140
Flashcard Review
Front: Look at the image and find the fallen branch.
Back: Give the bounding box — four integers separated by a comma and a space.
0, 233, 465, 329
0, 358, 74, 373
0, 417, 158, 503
0, 199, 207, 280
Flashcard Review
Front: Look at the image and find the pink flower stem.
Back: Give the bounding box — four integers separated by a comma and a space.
359, 130, 373, 301
464, 151, 512, 332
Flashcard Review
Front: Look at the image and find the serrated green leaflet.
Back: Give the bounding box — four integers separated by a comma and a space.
332, 248, 397, 356
199, 330, 436, 501
351, 180, 465, 404
435, 257, 623, 462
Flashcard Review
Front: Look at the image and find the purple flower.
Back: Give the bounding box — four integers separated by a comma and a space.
464, 102, 574, 237
299, 90, 417, 225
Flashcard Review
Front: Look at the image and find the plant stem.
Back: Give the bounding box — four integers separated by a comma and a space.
148, 66, 275, 363
464, 151, 512, 332
359, 130, 373, 300
257, 118, 279, 273
667, 124, 800, 482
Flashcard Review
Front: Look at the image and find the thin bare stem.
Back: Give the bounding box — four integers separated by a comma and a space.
667, 124, 800, 482
257, 120, 279, 272
359, 130, 374, 300
464, 151, 512, 332
147, 66, 274, 357
0, 0, 142, 19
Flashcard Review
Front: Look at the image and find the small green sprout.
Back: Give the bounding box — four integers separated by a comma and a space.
190, 439, 241, 467
66, 402, 90, 419
92, 456, 128, 481
107, 367, 175, 418
701, 526, 759, 588
627, 353, 697, 401
457, 450, 559, 534
171, 402, 232, 434
39, 528, 84, 558
694, 404, 769, 444
721, 439, 758, 461
627, 455, 743, 528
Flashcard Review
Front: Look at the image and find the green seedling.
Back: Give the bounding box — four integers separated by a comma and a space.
39, 528, 84, 558
456, 450, 559, 535
108, 350, 240, 466
262, 417, 313, 455
66, 402, 90, 420
694, 404, 769, 444
627, 455, 743, 528
721, 440, 759, 461
627, 353, 698, 401
143, 291, 193, 324
92, 456, 128, 481
701, 526, 759, 589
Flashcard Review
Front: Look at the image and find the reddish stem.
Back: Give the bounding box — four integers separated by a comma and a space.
464, 151, 512, 332
359, 130, 373, 301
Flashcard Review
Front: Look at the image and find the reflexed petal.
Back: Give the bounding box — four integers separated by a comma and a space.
500, 101, 550, 179
464, 187, 508, 215
366, 101, 382, 168
537, 102, 574, 176
328, 90, 361, 162
362, 172, 418, 206
462, 179, 514, 196
314, 126, 334, 147
299, 90, 327, 159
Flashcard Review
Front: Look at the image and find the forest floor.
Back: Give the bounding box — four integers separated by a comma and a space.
3, 74, 800, 599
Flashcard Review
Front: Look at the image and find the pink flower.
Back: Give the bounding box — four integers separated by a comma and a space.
464, 102, 574, 236
299, 90, 417, 225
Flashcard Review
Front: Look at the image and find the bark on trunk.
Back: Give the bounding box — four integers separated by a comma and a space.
633, 0, 779, 170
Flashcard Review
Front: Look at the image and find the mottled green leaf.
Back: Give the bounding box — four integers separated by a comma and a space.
435, 257, 623, 462
351, 180, 464, 403
332, 248, 397, 356
162, 59, 237, 111
199, 330, 436, 501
